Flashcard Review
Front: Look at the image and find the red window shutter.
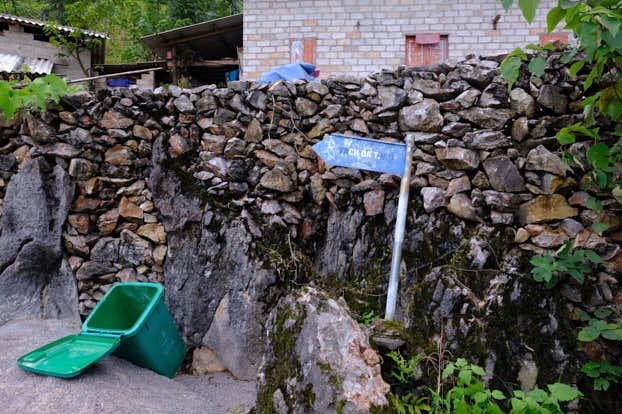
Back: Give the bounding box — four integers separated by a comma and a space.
539, 32, 569, 46
405, 35, 448, 66
291, 39, 317, 64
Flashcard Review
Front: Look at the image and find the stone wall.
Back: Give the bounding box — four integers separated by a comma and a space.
243, 0, 567, 79
1, 49, 620, 410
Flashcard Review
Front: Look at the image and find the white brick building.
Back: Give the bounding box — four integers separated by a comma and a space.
242, 0, 568, 79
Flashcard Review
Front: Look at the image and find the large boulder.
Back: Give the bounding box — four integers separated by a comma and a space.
256, 287, 389, 414
0, 158, 78, 325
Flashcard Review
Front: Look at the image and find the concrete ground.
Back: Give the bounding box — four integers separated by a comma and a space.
0, 318, 256, 414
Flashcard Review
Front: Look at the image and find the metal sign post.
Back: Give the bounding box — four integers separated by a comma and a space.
312, 133, 415, 321
385, 134, 414, 320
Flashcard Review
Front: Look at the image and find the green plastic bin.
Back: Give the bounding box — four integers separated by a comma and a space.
18, 282, 185, 379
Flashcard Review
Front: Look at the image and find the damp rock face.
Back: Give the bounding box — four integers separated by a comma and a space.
256, 288, 389, 414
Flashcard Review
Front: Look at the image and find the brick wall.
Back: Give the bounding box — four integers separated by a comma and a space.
242, 0, 566, 79
0, 24, 92, 80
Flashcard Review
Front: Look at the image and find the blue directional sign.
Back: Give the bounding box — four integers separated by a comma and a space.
312, 134, 407, 175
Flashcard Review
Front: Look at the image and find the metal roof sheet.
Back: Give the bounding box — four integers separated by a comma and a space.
0, 13, 107, 39
141, 14, 242, 60
0, 52, 53, 74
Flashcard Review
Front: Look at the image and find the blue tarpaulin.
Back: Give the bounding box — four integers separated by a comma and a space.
258, 62, 316, 83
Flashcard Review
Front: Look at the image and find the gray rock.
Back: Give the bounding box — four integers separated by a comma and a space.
512, 117, 530, 141
295, 97, 318, 116
459, 107, 511, 129
260, 169, 294, 192
454, 89, 481, 108
31, 143, 81, 159
447, 193, 483, 222
224, 138, 247, 157
483, 190, 533, 212
526, 145, 565, 176
90, 237, 120, 262
173, 95, 195, 113
119, 230, 153, 266
537, 85, 568, 114
76, 261, 117, 280
479, 83, 508, 108
483, 156, 525, 192
510, 88, 536, 117
0, 158, 78, 325
421, 187, 447, 212
463, 130, 511, 150
442, 121, 472, 137
68, 158, 98, 180
256, 288, 389, 413
435, 147, 480, 170
196, 95, 217, 112
399, 99, 444, 132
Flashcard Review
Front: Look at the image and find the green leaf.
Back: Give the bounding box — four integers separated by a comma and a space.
442, 364, 455, 379
587, 143, 610, 169
500, 56, 522, 90
593, 170, 609, 188
602, 328, 622, 341
518, 0, 540, 23
458, 368, 472, 385
471, 365, 485, 376
547, 383, 582, 402
584, 249, 603, 264
502, 0, 514, 10
594, 377, 610, 391
556, 129, 576, 145
578, 325, 601, 342
586, 197, 604, 211
613, 186, 622, 204
592, 222, 609, 234
601, 16, 620, 37
594, 308, 613, 318
473, 391, 487, 404
528, 55, 547, 77
547, 6, 566, 32
569, 60, 585, 76
491, 390, 506, 400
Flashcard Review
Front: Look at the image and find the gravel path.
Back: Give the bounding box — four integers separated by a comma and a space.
0, 318, 256, 414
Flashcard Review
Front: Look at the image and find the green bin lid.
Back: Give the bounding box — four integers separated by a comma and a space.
17, 333, 120, 378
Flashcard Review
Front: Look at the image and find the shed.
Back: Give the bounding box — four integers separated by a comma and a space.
0, 13, 107, 80
141, 14, 242, 86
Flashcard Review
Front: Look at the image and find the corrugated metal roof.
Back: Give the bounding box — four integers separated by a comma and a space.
0, 52, 53, 74
0, 13, 107, 39
141, 14, 242, 60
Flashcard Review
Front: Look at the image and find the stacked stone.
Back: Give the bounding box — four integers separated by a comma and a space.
155, 53, 620, 282
0, 89, 168, 316
1, 51, 620, 389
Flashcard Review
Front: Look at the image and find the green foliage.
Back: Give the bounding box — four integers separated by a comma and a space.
386, 350, 423, 384
431, 358, 506, 414
499, 48, 527, 90
581, 361, 622, 391
0, 74, 78, 120
501, 0, 542, 24
577, 317, 622, 342
387, 393, 431, 414
359, 309, 381, 326
530, 240, 602, 287
509, 384, 583, 413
